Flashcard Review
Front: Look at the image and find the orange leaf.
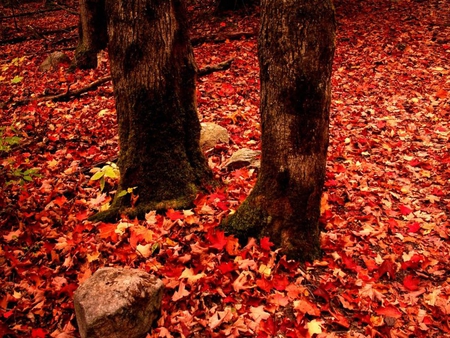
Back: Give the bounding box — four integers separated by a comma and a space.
375, 305, 402, 319
172, 281, 190, 301
53, 195, 67, 207
166, 209, 184, 221
97, 223, 118, 242
435, 88, 448, 99
226, 235, 240, 255
294, 298, 320, 316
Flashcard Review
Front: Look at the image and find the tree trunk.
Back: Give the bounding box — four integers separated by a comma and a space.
216, 0, 257, 11
73, 0, 107, 69
91, 0, 214, 221
223, 0, 336, 261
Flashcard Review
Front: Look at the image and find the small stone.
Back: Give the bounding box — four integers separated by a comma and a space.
200, 122, 230, 150
74, 267, 163, 338
223, 148, 261, 169
38, 52, 71, 72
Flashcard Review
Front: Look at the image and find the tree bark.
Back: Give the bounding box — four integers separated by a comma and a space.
73, 0, 107, 69
91, 0, 214, 221
223, 0, 336, 261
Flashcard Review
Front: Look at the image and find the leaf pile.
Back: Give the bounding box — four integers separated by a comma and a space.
0, 0, 449, 337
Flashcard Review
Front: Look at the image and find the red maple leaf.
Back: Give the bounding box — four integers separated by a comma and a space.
378, 259, 397, 280
407, 222, 421, 233
166, 209, 184, 221
207, 229, 228, 251
341, 253, 359, 272
218, 261, 235, 274
260, 237, 274, 251
375, 305, 402, 319
256, 278, 273, 292
31, 328, 47, 338
403, 274, 420, 291
399, 204, 413, 216
272, 274, 289, 291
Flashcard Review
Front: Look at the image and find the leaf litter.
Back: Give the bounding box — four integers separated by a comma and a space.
0, 0, 449, 337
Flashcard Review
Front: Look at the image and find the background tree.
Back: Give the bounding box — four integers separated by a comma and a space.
216, 0, 257, 11
92, 0, 214, 221
223, 0, 336, 261
73, 0, 107, 69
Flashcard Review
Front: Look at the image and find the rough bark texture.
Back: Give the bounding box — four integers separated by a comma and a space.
92, 0, 214, 221
74, 267, 163, 338
74, 0, 107, 69
223, 0, 336, 261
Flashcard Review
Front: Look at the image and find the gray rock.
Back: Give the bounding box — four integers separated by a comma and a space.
74, 267, 164, 338
200, 122, 229, 150
223, 148, 261, 169
38, 52, 71, 72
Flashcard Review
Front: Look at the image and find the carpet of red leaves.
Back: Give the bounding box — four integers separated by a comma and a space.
0, 0, 449, 337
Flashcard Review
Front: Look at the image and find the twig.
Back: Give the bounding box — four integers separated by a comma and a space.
0, 8, 62, 20
53, 1, 79, 16
198, 58, 234, 77
27, 25, 50, 41
41, 76, 112, 102
0, 25, 78, 45
13, 58, 234, 105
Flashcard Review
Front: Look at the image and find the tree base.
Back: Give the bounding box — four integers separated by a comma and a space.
73, 46, 98, 70
221, 195, 322, 262
88, 197, 194, 223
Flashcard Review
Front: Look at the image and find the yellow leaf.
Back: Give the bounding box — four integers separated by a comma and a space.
258, 264, 271, 278
136, 243, 153, 258
87, 251, 100, 262
115, 221, 132, 235
306, 319, 322, 335
165, 238, 177, 246
179, 267, 206, 284
46, 159, 59, 169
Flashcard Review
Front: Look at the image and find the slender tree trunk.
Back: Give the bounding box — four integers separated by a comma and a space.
73, 0, 107, 69
91, 0, 214, 221
223, 0, 336, 261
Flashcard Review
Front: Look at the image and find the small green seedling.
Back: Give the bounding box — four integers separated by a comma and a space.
90, 162, 120, 191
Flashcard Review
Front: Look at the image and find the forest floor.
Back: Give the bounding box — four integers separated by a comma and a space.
0, 0, 449, 337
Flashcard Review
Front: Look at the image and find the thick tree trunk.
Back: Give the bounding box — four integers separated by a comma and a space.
223, 0, 336, 261
73, 0, 107, 69
91, 0, 214, 221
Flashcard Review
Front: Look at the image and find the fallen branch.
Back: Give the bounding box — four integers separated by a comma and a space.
0, 25, 78, 45
198, 58, 234, 77
0, 8, 60, 20
53, 1, 79, 16
39, 76, 111, 102
13, 58, 234, 105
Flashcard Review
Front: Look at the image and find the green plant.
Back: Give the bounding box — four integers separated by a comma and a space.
0, 126, 21, 152
90, 162, 120, 191
0, 126, 40, 185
